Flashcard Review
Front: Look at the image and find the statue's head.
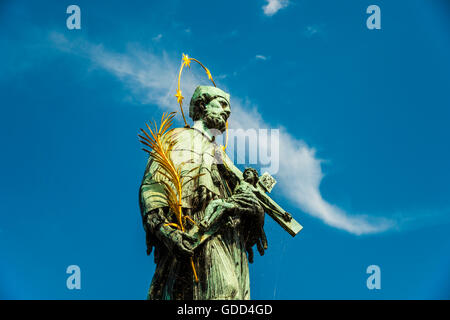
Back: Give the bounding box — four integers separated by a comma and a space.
243, 168, 259, 187
189, 86, 231, 133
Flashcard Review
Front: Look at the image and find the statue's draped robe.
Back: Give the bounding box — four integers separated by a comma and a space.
139, 128, 250, 300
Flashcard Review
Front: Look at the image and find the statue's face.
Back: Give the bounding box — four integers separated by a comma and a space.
243, 170, 257, 185
203, 96, 231, 133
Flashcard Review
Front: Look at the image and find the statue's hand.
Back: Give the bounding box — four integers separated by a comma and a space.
146, 208, 198, 258
171, 230, 197, 258
231, 189, 263, 218
158, 226, 197, 258
283, 211, 292, 222
230, 189, 268, 263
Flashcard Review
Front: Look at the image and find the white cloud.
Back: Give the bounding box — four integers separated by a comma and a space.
49, 32, 394, 235
304, 25, 322, 38
228, 101, 394, 235
263, 0, 289, 16
152, 34, 163, 42
255, 55, 268, 61
48, 32, 202, 109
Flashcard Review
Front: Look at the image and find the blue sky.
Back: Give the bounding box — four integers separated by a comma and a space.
0, 0, 449, 299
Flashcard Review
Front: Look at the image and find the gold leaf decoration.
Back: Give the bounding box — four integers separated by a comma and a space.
138, 111, 199, 283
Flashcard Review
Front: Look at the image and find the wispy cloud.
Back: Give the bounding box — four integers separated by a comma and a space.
304, 25, 323, 38
255, 54, 268, 61
228, 101, 394, 235
48, 32, 193, 109
262, 0, 289, 16
152, 34, 163, 42
48, 32, 394, 235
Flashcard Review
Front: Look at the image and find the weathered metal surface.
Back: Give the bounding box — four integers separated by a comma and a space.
138, 85, 302, 300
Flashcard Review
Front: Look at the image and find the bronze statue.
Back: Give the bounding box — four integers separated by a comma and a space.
138, 55, 302, 300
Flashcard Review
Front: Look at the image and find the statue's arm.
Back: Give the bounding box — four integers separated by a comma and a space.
253, 188, 292, 222
139, 159, 196, 258
144, 208, 196, 258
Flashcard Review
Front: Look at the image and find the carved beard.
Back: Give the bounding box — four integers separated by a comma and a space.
203, 110, 227, 133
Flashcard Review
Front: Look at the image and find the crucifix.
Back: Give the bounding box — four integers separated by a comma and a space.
188, 146, 303, 248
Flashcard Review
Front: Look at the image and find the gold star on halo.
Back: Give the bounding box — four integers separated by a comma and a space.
175, 89, 184, 105
182, 53, 191, 68
205, 68, 213, 81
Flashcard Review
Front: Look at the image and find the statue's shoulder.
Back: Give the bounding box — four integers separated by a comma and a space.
171, 127, 213, 147
171, 127, 192, 136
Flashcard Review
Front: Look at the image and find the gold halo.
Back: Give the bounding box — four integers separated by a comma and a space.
175, 53, 228, 151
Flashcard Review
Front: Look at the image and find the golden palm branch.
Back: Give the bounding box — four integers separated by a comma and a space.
138, 111, 201, 283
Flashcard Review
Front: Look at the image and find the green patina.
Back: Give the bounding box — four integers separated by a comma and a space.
138, 86, 302, 300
